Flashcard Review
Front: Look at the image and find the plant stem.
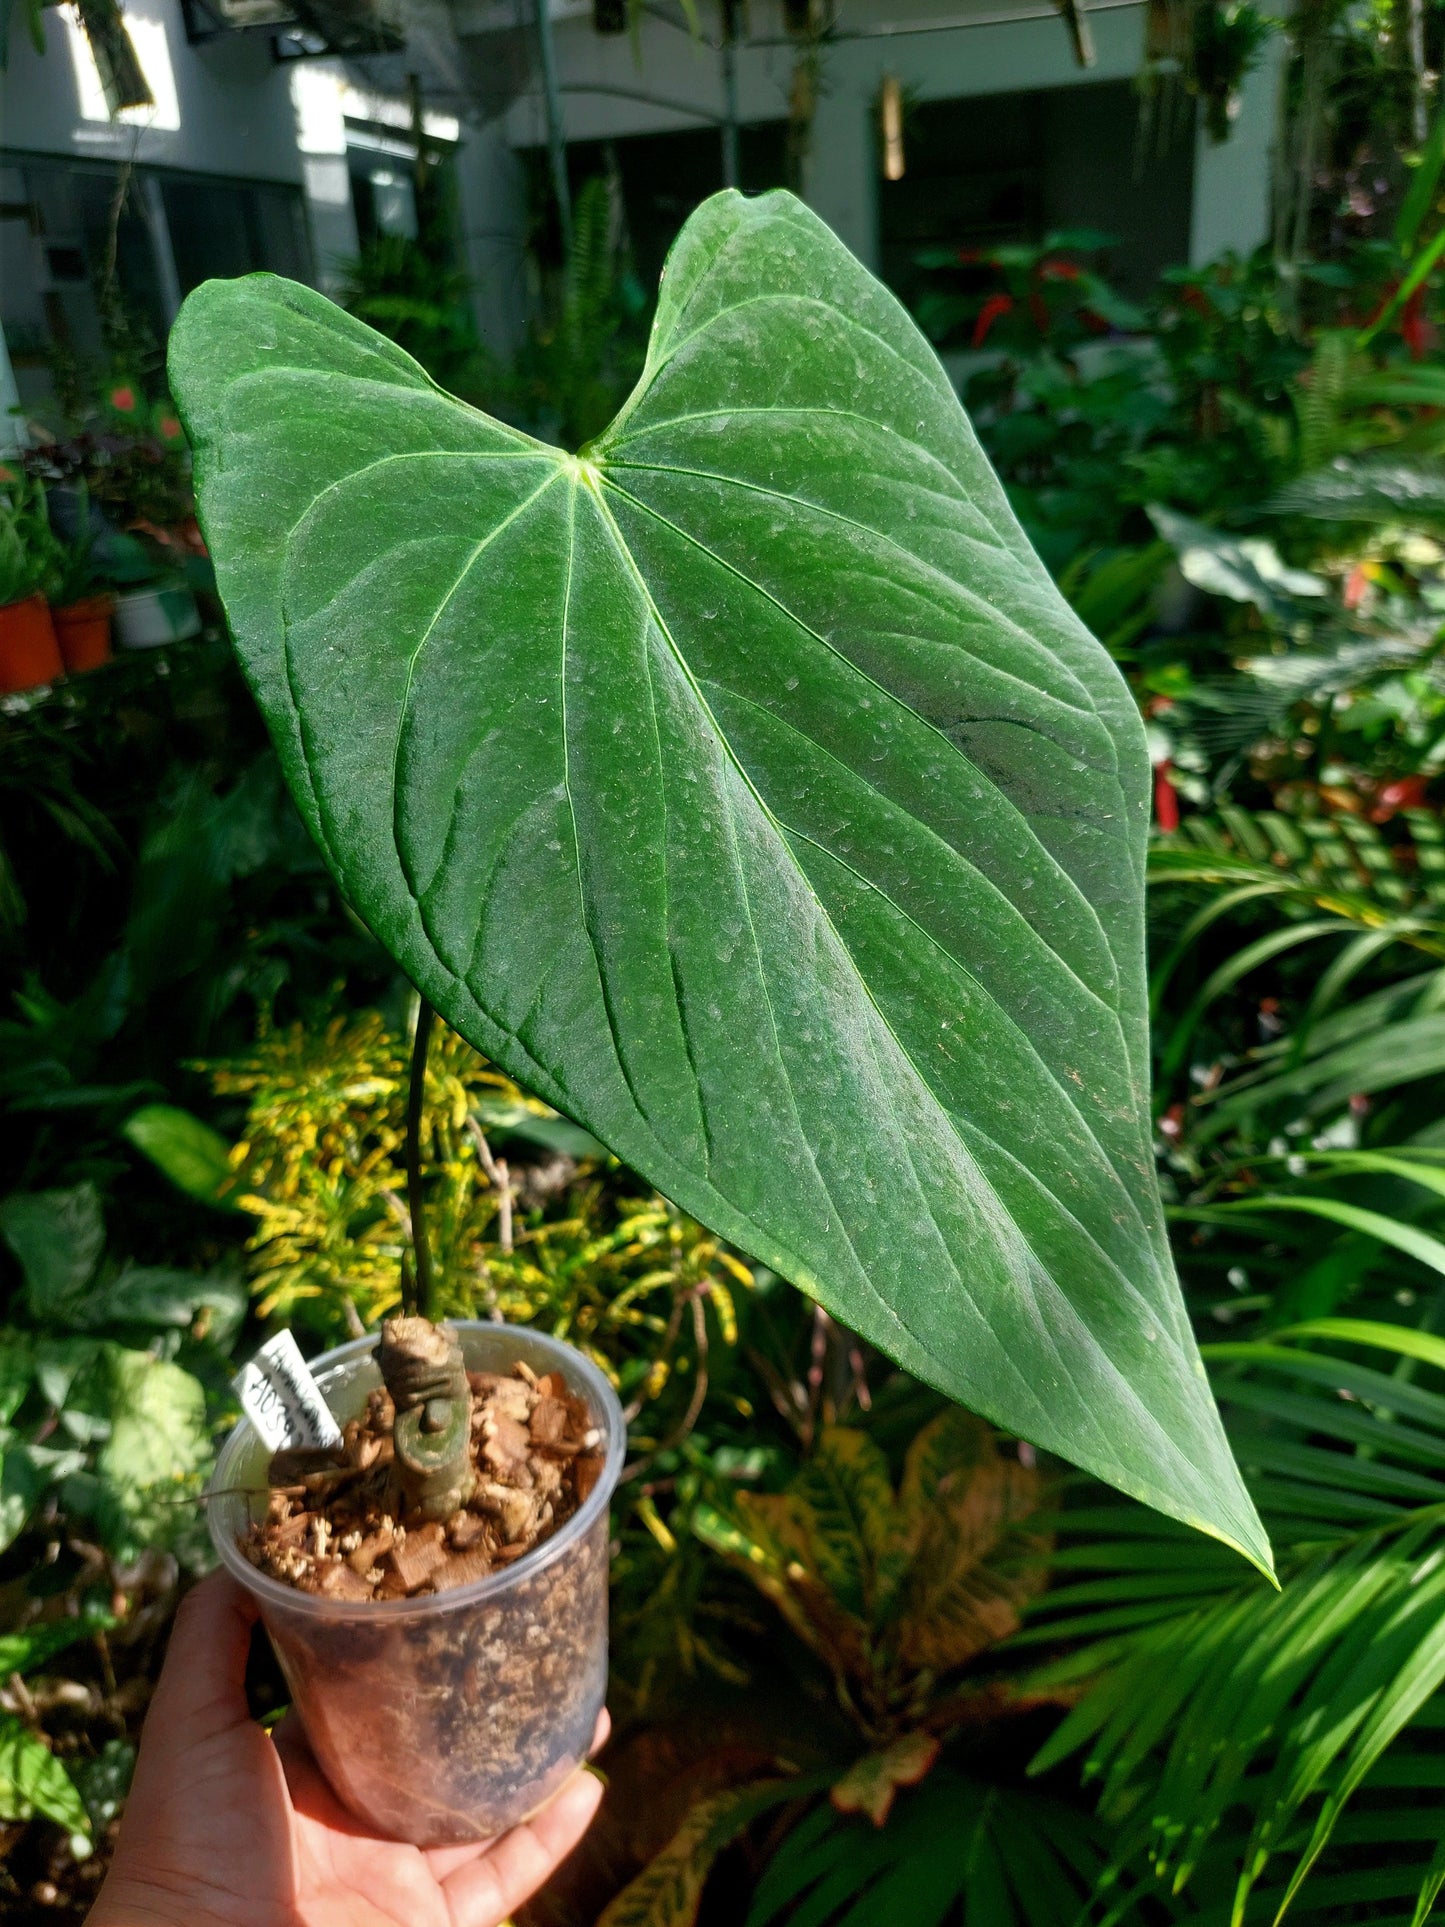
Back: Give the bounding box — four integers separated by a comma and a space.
406, 994, 436, 1321
534, 0, 572, 258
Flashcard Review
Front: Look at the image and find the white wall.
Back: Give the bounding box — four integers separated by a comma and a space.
1190, 27, 1282, 264
492, 0, 1277, 271
1, 0, 1281, 355
1, 0, 305, 183
808, 3, 1155, 269
453, 114, 529, 355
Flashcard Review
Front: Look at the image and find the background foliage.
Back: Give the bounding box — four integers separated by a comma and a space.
7, 30, 1445, 1922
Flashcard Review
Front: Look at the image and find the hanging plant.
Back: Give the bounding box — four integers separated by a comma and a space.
1192, 0, 1277, 142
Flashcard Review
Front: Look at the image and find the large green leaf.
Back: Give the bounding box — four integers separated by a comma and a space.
96, 1348, 211, 1503
122, 1103, 246, 1211
0, 1714, 91, 1847
0, 1185, 103, 1322
167, 188, 1267, 1569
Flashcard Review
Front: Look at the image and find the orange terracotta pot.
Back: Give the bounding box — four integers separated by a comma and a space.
53, 593, 116, 674
0, 593, 64, 695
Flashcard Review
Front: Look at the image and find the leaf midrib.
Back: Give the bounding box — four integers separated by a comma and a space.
576, 474, 1214, 1494
603, 458, 1106, 724
578, 470, 931, 1371
597, 470, 1124, 1002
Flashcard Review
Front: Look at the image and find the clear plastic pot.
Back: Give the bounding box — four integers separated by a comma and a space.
209, 1321, 625, 1847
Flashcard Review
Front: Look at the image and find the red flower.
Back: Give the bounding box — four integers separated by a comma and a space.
110, 385, 137, 412
1401, 284, 1436, 360
1370, 775, 1429, 822
158, 414, 183, 440
1343, 561, 1371, 609
971, 293, 1014, 348
1153, 761, 1181, 833
1039, 258, 1081, 281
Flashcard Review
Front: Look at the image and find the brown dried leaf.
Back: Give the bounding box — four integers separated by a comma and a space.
830, 1732, 940, 1827
574, 1453, 606, 1505
387, 1530, 447, 1591
318, 1559, 374, 1602
482, 1414, 531, 1475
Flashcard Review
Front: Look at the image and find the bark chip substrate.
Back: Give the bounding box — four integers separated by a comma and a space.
240, 1328, 606, 1602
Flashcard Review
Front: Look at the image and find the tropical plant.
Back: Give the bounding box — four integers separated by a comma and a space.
1022, 1318, 1445, 1923
1191, 0, 1277, 143
339, 234, 496, 405
1147, 796, 1445, 1160
911, 231, 1145, 355
0, 1600, 116, 1863
746, 1772, 1108, 1927
197, 1002, 752, 1445
167, 187, 1268, 1569
1150, 802, 1445, 1108
691, 1411, 1048, 1747
509, 173, 650, 449
598, 1408, 1073, 1926
0, 469, 63, 609
0, 1182, 236, 1563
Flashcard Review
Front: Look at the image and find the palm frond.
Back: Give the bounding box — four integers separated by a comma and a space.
1270, 457, 1445, 533
1022, 1321, 1445, 1925
745, 1771, 1109, 1927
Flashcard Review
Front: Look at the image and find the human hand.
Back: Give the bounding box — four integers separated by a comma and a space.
88, 1570, 606, 1927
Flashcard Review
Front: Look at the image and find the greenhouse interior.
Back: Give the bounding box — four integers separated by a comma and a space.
5, 0, 1445, 1919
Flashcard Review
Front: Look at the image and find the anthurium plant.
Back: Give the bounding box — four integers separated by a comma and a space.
167, 188, 1270, 1575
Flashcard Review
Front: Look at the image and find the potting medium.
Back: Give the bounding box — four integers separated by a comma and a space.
209, 1320, 625, 1846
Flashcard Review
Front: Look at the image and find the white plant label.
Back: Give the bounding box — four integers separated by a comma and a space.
233, 1330, 342, 1451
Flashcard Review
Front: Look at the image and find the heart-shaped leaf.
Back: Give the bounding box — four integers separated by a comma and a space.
168, 189, 1269, 1572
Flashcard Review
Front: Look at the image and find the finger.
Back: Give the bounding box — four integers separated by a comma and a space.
144, 1571, 260, 1748
442, 1768, 603, 1927
272, 1715, 333, 1808
589, 1708, 611, 1757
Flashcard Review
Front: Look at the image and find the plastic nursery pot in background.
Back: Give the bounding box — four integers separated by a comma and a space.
210, 1321, 625, 1847
0, 593, 63, 694
53, 593, 115, 674
114, 584, 202, 649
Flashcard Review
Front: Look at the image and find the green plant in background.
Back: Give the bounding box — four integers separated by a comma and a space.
30, 279, 195, 539
1190, 0, 1278, 143
509, 174, 650, 449
910, 231, 1145, 356
339, 234, 497, 406
0, 468, 63, 609
0, 1602, 117, 1863
0, 1183, 236, 1563
168, 187, 1269, 1570
1023, 1320, 1445, 1923
745, 1772, 1108, 1927
692, 1411, 1048, 1747
196, 1003, 750, 1440
600, 1410, 1073, 1925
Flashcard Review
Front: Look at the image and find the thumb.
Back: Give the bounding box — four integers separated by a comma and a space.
144, 1570, 260, 1751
